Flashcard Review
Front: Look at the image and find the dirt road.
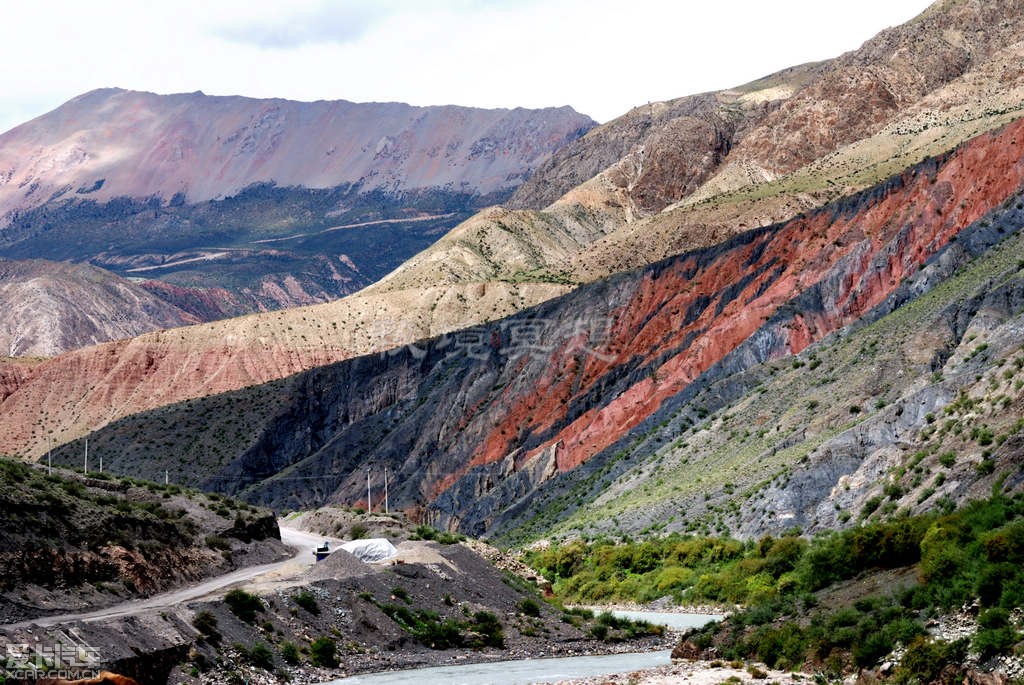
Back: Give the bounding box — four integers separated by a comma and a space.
2, 524, 338, 629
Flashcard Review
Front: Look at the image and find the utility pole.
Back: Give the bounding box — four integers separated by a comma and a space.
84, 438, 88, 475
99, 453, 102, 474
366, 468, 372, 512
165, 470, 169, 485
384, 467, 389, 515
46, 434, 52, 476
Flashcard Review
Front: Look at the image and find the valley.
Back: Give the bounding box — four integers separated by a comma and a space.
2, 1, 1024, 683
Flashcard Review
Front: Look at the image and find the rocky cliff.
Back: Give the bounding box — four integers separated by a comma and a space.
49, 119, 1024, 541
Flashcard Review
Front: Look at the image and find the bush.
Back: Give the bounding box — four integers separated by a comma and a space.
279, 641, 300, 665
309, 636, 338, 667
977, 607, 1010, 629
973, 627, 1018, 660
413, 524, 465, 544
249, 643, 274, 670
893, 637, 967, 685
205, 535, 231, 551
224, 589, 263, 623
518, 598, 542, 617
589, 624, 609, 641
349, 523, 368, 539
292, 591, 320, 615
191, 610, 221, 644
470, 611, 505, 648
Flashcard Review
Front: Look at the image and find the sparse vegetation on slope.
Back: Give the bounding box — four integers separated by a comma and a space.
0, 457, 284, 624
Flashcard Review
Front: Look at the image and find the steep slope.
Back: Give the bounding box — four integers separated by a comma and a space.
46, 119, 1024, 537
514, 216, 1024, 544
0, 457, 284, 624
4, 0, 1022, 457
0, 89, 594, 312
0, 258, 201, 356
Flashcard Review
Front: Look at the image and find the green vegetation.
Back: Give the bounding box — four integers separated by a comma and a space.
517, 598, 542, 617
309, 636, 338, 668
375, 601, 505, 649
224, 589, 264, 624
412, 524, 466, 545
279, 641, 300, 665
292, 591, 320, 615
191, 610, 221, 645
538, 495, 1024, 675
247, 643, 275, 670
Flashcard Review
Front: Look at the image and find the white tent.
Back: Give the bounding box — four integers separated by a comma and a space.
340, 538, 398, 563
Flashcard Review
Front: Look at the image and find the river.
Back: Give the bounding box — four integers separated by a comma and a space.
327, 610, 718, 685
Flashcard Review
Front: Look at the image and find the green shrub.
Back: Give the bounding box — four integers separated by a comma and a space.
518, 598, 541, 617
249, 643, 274, 670
309, 636, 338, 667
279, 641, 300, 665
191, 610, 221, 644
349, 523, 368, 540
893, 637, 967, 685
224, 589, 263, 623
413, 524, 465, 544
469, 611, 505, 648
972, 627, 1018, 659
204, 535, 230, 550
292, 591, 320, 615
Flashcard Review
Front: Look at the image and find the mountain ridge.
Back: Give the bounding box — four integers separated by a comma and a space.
4, 1, 1024, 518
43, 117, 1024, 539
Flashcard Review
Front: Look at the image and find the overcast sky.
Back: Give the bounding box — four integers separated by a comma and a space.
1, 0, 933, 134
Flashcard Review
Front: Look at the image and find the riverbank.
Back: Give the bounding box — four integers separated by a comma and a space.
537, 659, 809, 685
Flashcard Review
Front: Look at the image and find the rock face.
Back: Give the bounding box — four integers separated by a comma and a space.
0, 90, 594, 334
49, 119, 1024, 538
510, 0, 1024, 216
0, 259, 200, 356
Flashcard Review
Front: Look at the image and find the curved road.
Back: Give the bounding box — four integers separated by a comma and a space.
2, 524, 338, 630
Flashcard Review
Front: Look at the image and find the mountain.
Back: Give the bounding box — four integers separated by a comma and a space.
4, 0, 1024, 529
42, 117, 1024, 540
0, 258, 203, 356
0, 89, 595, 317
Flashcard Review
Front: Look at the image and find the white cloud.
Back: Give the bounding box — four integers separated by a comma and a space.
0, 0, 932, 133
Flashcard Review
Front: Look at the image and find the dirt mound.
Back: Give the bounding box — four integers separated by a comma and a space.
302, 548, 374, 581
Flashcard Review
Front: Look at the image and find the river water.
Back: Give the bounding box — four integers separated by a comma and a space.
327, 649, 673, 685
600, 609, 724, 631
327, 611, 719, 685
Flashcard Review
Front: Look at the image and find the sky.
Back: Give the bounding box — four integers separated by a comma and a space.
0, 0, 934, 134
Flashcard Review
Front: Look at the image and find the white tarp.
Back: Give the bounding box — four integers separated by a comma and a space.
340, 537, 398, 563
